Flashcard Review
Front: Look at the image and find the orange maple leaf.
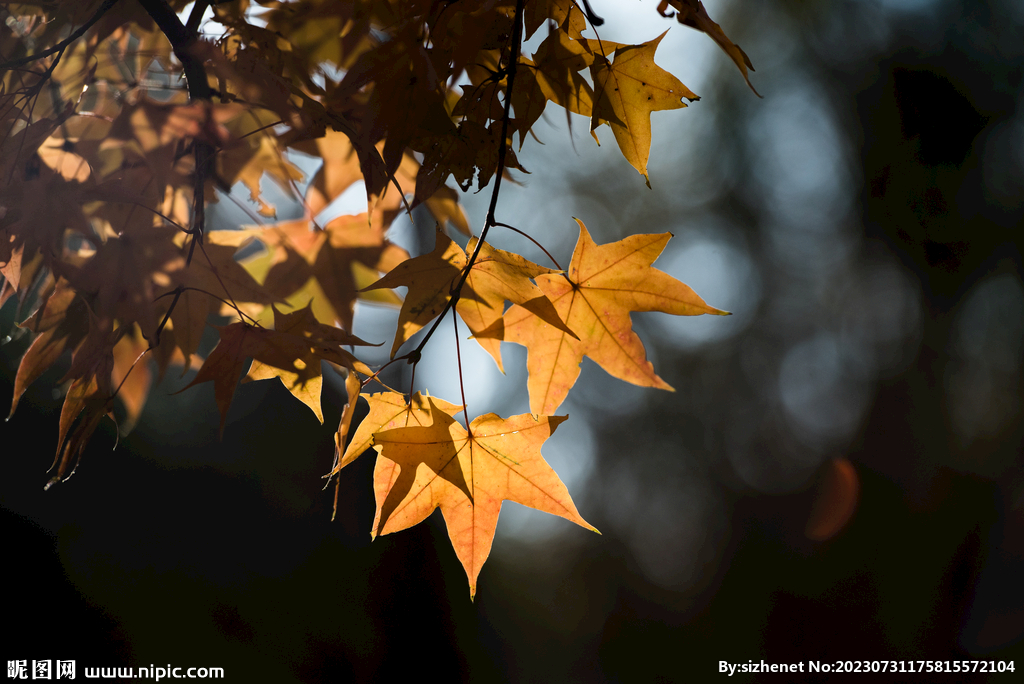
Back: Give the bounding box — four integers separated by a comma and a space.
478, 218, 728, 415
363, 229, 574, 361
329, 391, 464, 476
160, 237, 279, 365
371, 398, 597, 598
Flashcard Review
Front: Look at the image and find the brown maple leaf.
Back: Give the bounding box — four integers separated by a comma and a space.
477, 219, 728, 415
183, 303, 373, 432
159, 236, 279, 365
657, 0, 760, 97
49, 313, 126, 487
57, 223, 182, 340
372, 398, 597, 598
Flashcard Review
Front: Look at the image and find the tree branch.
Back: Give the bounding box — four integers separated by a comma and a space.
185, 0, 211, 33
409, 0, 527, 360
0, 0, 121, 71
135, 0, 214, 267
134, 0, 212, 100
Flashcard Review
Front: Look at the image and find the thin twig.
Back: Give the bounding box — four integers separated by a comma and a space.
109, 345, 152, 400
153, 286, 261, 327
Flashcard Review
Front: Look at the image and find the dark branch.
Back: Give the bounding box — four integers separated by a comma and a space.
185, 0, 211, 33
409, 0, 527, 359
135, 0, 214, 266
134, 0, 212, 100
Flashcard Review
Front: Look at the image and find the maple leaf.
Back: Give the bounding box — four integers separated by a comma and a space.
477, 219, 728, 415
183, 303, 373, 432
221, 131, 305, 219
329, 391, 464, 476
0, 170, 95, 291
362, 228, 575, 361
589, 32, 698, 187
9, 278, 89, 419
372, 398, 597, 598
292, 127, 366, 218
49, 313, 126, 487
159, 235, 279, 364
210, 215, 409, 331
56, 223, 182, 340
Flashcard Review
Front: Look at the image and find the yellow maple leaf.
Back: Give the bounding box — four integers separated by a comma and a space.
589, 32, 698, 187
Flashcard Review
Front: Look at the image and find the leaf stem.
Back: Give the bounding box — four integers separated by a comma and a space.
359, 355, 409, 391
492, 221, 563, 270
453, 312, 471, 431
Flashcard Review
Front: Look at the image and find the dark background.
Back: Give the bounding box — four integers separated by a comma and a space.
2, 0, 1022, 681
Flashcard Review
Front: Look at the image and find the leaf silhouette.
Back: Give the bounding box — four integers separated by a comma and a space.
372, 398, 597, 598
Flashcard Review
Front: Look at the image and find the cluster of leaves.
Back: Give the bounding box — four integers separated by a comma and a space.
0, 0, 751, 597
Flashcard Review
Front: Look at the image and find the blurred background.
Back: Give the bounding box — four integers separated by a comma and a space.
2, 0, 1022, 680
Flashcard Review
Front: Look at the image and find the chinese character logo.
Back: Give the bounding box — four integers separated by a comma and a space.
32, 660, 52, 680
7, 661, 28, 680
55, 662, 74, 681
